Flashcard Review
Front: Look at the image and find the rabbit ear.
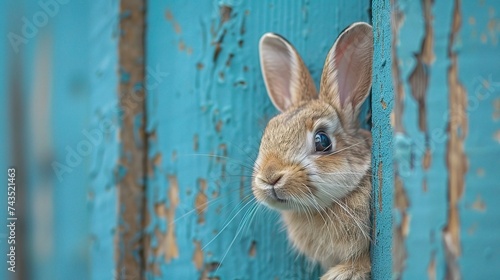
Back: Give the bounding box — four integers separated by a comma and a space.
259, 33, 317, 112
319, 22, 373, 123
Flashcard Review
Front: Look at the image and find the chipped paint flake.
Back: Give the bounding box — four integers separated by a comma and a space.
422, 148, 432, 170
493, 98, 500, 121
476, 168, 485, 177
249, 241, 257, 257
153, 153, 162, 166
427, 252, 436, 280
470, 195, 486, 212
381, 99, 387, 109
215, 120, 223, 133
193, 134, 199, 151
220, 5, 233, 23
408, 0, 434, 134
165, 10, 182, 34
195, 178, 208, 224
193, 240, 204, 270
393, 174, 410, 276
494, 130, 500, 144
165, 176, 180, 263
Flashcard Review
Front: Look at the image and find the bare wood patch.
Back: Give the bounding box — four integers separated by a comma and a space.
195, 178, 208, 224
193, 240, 204, 270
116, 0, 147, 278
443, 1, 468, 279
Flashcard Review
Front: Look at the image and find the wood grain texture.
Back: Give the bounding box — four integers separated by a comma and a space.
371, 0, 394, 279
391, 0, 500, 278
145, 0, 370, 279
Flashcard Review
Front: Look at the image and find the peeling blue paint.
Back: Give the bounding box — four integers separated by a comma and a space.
459, 1, 500, 278
392, 0, 500, 278
5, 1, 499, 279
146, 0, 370, 279
371, 0, 394, 278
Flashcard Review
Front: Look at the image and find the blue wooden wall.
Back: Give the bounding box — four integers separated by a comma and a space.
145, 1, 370, 279
371, 0, 394, 278
87, 0, 120, 279
2, 0, 92, 279
2, 0, 500, 280
389, 0, 500, 279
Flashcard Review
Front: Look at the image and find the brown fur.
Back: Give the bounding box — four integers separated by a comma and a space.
255, 23, 373, 280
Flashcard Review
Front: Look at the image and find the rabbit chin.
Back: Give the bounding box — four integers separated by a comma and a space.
261, 198, 295, 211
251, 189, 288, 211
251, 188, 319, 212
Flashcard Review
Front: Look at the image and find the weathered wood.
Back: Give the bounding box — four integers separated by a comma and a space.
144, 0, 370, 278
391, 0, 500, 278
116, 0, 147, 278
371, 0, 395, 279
89, 0, 120, 279
2, 1, 93, 279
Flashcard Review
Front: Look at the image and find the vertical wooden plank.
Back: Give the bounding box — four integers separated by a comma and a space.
456, 1, 500, 278
6, 2, 34, 278
5, 0, 93, 279
5, 1, 56, 279
392, 0, 451, 277
392, 0, 500, 278
145, 0, 370, 279
88, 0, 120, 279
50, 2, 92, 279
4, 1, 95, 279
371, 0, 394, 278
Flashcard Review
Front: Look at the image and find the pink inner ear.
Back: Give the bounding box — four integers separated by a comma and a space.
260, 36, 295, 111
334, 39, 360, 107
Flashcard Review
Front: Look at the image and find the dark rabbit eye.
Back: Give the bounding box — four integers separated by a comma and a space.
314, 132, 332, 152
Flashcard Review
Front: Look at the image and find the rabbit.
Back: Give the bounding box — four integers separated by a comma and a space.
252, 22, 373, 280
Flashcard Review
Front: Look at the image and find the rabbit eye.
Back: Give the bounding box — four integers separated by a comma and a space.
314, 132, 332, 152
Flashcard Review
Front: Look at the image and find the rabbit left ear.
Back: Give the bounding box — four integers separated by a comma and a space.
259, 33, 317, 112
319, 22, 373, 123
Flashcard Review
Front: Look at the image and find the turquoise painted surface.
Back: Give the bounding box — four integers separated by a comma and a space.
145, 0, 370, 279
51, 1, 91, 279
458, 1, 500, 278
88, 0, 120, 279
4, 1, 499, 279
393, 0, 500, 278
371, 0, 394, 278
2, 0, 93, 279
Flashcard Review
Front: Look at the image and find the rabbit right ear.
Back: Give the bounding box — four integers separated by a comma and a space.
259, 33, 317, 112
319, 23, 373, 124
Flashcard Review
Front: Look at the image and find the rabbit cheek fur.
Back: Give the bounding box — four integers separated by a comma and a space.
254, 23, 373, 280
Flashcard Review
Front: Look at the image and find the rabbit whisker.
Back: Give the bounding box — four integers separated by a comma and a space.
215, 201, 259, 275
202, 197, 257, 251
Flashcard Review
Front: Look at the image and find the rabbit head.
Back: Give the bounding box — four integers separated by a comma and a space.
252, 23, 373, 212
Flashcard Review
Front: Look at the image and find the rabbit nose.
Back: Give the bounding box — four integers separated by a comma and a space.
265, 174, 286, 201
267, 174, 283, 186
